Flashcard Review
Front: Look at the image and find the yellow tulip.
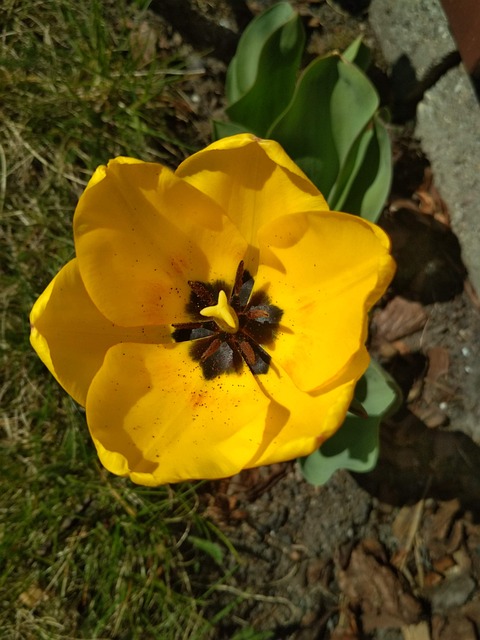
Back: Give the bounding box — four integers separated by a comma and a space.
30, 134, 395, 485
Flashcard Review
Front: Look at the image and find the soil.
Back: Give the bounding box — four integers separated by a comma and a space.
137, 1, 480, 637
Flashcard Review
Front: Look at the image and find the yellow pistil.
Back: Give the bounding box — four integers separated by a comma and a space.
200, 290, 239, 333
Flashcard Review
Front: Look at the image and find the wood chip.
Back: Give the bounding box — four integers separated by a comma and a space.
18, 584, 46, 608
423, 571, 444, 588
426, 500, 461, 545
411, 405, 449, 428
402, 621, 431, 640
432, 555, 456, 574
424, 347, 450, 404
393, 504, 423, 548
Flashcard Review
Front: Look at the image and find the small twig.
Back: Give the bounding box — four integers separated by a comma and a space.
104, 482, 137, 519
212, 583, 301, 618
174, 521, 192, 549
0, 143, 6, 217
325, 0, 351, 19
414, 532, 425, 588
268, 563, 298, 586
398, 476, 432, 585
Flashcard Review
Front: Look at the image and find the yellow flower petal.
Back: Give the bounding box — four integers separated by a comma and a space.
74, 158, 247, 326
30, 259, 169, 406
244, 361, 358, 469
86, 342, 272, 484
255, 210, 395, 392
176, 134, 329, 267
85, 340, 357, 485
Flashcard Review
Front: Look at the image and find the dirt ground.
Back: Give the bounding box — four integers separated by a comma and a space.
142, 1, 480, 637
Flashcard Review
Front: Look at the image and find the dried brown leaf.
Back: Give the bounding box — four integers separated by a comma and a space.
337, 541, 423, 632
373, 296, 428, 342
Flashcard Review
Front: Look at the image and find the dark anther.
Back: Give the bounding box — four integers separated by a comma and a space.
231, 260, 254, 308
237, 338, 271, 375
172, 261, 283, 379
186, 279, 228, 315
171, 320, 216, 343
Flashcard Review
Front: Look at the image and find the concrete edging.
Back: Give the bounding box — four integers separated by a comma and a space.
369, 0, 480, 294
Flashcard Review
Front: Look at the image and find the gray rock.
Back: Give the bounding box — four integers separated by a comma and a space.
369, 0, 480, 444
417, 68, 480, 294
427, 572, 476, 612
370, 0, 480, 294
369, 0, 455, 76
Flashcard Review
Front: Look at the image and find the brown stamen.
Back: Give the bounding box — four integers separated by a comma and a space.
172, 262, 283, 379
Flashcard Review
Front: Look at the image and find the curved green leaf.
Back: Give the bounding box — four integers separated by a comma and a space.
338, 114, 392, 221
225, 2, 304, 136
299, 360, 401, 486
354, 359, 401, 417
328, 123, 374, 212
218, 4, 392, 221
268, 55, 340, 194
342, 36, 372, 71
299, 414, 380, 486
268, 54, 379, 198
327, 111, 391, 219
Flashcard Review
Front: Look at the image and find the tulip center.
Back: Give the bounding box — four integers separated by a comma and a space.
171, 261, 283, 380
199, 289, 239, 333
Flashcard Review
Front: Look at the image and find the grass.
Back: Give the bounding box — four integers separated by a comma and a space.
0, 1, 269, 638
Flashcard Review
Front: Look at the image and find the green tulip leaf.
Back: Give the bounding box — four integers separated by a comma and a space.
225, 2, 304, 136
342, 36, 372, 71
339, 113, 392, 221
354, 359, 401, 417
218, 3, 392, 220
299, 360, 401, 486
327, 120, 374, 212
268, 53, 379, 199
300, 414, 380, 487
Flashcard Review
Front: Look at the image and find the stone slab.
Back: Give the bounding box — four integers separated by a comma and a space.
417, 68, 480, 293
370, 0, 480, 295
369, 0, 455, 77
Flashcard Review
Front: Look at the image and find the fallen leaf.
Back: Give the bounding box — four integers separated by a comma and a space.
337, 540, 423, 632
373, 296, 428, 342
424, 347, 450, 404
423, 500, 461, 550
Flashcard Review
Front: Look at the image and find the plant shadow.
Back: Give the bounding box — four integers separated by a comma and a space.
355, 408, 480, 517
